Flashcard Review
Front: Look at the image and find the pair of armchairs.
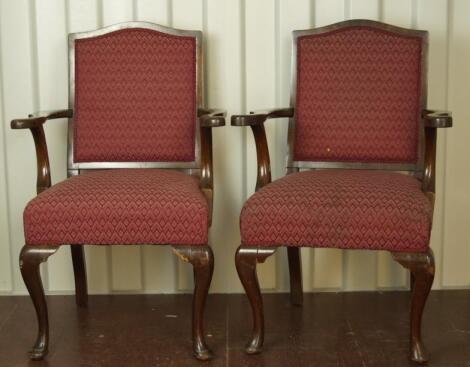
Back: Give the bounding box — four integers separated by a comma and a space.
12, 20, 451, 363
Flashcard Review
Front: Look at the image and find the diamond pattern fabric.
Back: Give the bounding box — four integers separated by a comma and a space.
240, 170, 432, 252
24, 169, 208, 245
74, 28, 196, 162
294, 26, 422, 163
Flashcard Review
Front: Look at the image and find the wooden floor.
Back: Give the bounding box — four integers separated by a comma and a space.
1, 291, 470, 366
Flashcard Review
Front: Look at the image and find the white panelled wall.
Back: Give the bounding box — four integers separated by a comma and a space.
0, 0, 469, 295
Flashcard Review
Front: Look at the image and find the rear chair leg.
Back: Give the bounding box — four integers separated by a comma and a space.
173, 245, 214, 361
392, 249, 435, 364
19, 245, 59, 360
71, 245, 88, 307
410, 272, 416, 294
235, 246, 277, 354
287, 247, 303, 306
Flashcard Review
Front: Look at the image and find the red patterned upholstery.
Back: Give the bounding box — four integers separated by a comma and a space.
240, 170, 432, 252
74, 28, 196, 162
294, 26, 422, 163
24, 169, 208, 245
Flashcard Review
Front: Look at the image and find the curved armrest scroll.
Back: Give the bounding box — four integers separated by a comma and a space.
198, 108, 226, 128
231, 107, 294, 126
423, 110, 452, 128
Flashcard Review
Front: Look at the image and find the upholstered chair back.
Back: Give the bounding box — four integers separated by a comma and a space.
72, 27, 197, 163
293, 25, 424, 164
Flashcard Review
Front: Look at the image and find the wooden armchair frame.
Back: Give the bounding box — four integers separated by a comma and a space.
232, 19, 452, 364
11, 22, 225, 361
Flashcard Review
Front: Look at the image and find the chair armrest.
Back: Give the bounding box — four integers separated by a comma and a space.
28, 109, 73, 119
231, 108, 293, 190
10, 109, 72, 194
198, 108, 226, 128
231, 107, 294, 126
11, 109, 73, 129
423, 110, 452, 128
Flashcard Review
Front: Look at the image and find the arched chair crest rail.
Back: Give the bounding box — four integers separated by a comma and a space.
11, 21, 225, 361
231, 19, 452, 364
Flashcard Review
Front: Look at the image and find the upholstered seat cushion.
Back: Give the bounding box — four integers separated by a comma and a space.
240, 170, 433, 252
24, 169, 208, 245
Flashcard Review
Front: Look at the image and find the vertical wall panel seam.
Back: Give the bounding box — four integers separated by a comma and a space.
240, 0, 247, 201
200, 0, 210, 290
202, 0, 208, 105
411, 0, 418, 28
97, 0, 104, 28
29, 1, 40, 112
435, 0, 451, 289
274, 0, 280, 109
64, 1, 70, 34
0, 7, 13, 292
378, 0, 384, 21
274, 0, 281, 291
441, 0, 453, 288
132, 0, 138, 20
29, 0, 51, 291
310, 0, 316, 27
168, 0, 173, 27
344, 0, 351, 19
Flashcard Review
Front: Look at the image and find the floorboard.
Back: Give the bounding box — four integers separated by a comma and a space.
0, 291, 470, 366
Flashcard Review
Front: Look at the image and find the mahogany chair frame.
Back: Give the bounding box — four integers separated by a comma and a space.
12, 22, 225, 361
232, 19, 452, 364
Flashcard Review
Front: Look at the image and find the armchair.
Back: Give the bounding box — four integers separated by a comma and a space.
232, 19, 452, 364
12, 22, 225, 361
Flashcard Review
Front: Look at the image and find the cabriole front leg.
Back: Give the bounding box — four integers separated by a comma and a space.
235, 246, 277, 354
19, 245, 59, 360
173, 245, 214, 361
392, 249, 435, 364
